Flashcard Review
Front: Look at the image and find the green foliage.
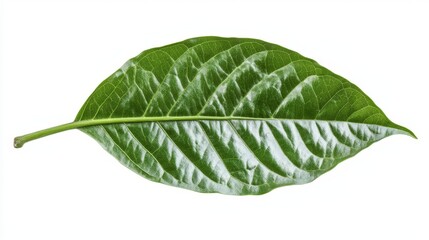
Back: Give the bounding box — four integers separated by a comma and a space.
15, 37, 415, 195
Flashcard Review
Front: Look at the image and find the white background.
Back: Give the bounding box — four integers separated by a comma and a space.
1, 0, 428, 239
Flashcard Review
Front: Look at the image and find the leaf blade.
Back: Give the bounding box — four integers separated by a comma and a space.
19, 36, 411, 194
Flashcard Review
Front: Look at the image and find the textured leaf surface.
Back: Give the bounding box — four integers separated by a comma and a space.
75, 37, 414, 195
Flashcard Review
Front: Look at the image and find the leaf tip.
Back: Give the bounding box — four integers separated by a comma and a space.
395, 125, 417, 139
406, 130, 418, 139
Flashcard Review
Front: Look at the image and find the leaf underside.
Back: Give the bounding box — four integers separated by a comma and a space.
75, 36, 414, 195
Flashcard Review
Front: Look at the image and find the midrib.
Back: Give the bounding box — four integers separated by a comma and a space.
14, 115, 411, 148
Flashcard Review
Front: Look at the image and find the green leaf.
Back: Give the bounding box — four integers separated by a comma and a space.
14, 36, 415, 195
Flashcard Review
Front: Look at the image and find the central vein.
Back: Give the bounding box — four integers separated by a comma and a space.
13, 116, 266, 148
14, 115, 411, 149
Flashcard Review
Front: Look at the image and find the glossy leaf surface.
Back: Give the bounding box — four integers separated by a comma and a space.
56, 37, 417, 194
